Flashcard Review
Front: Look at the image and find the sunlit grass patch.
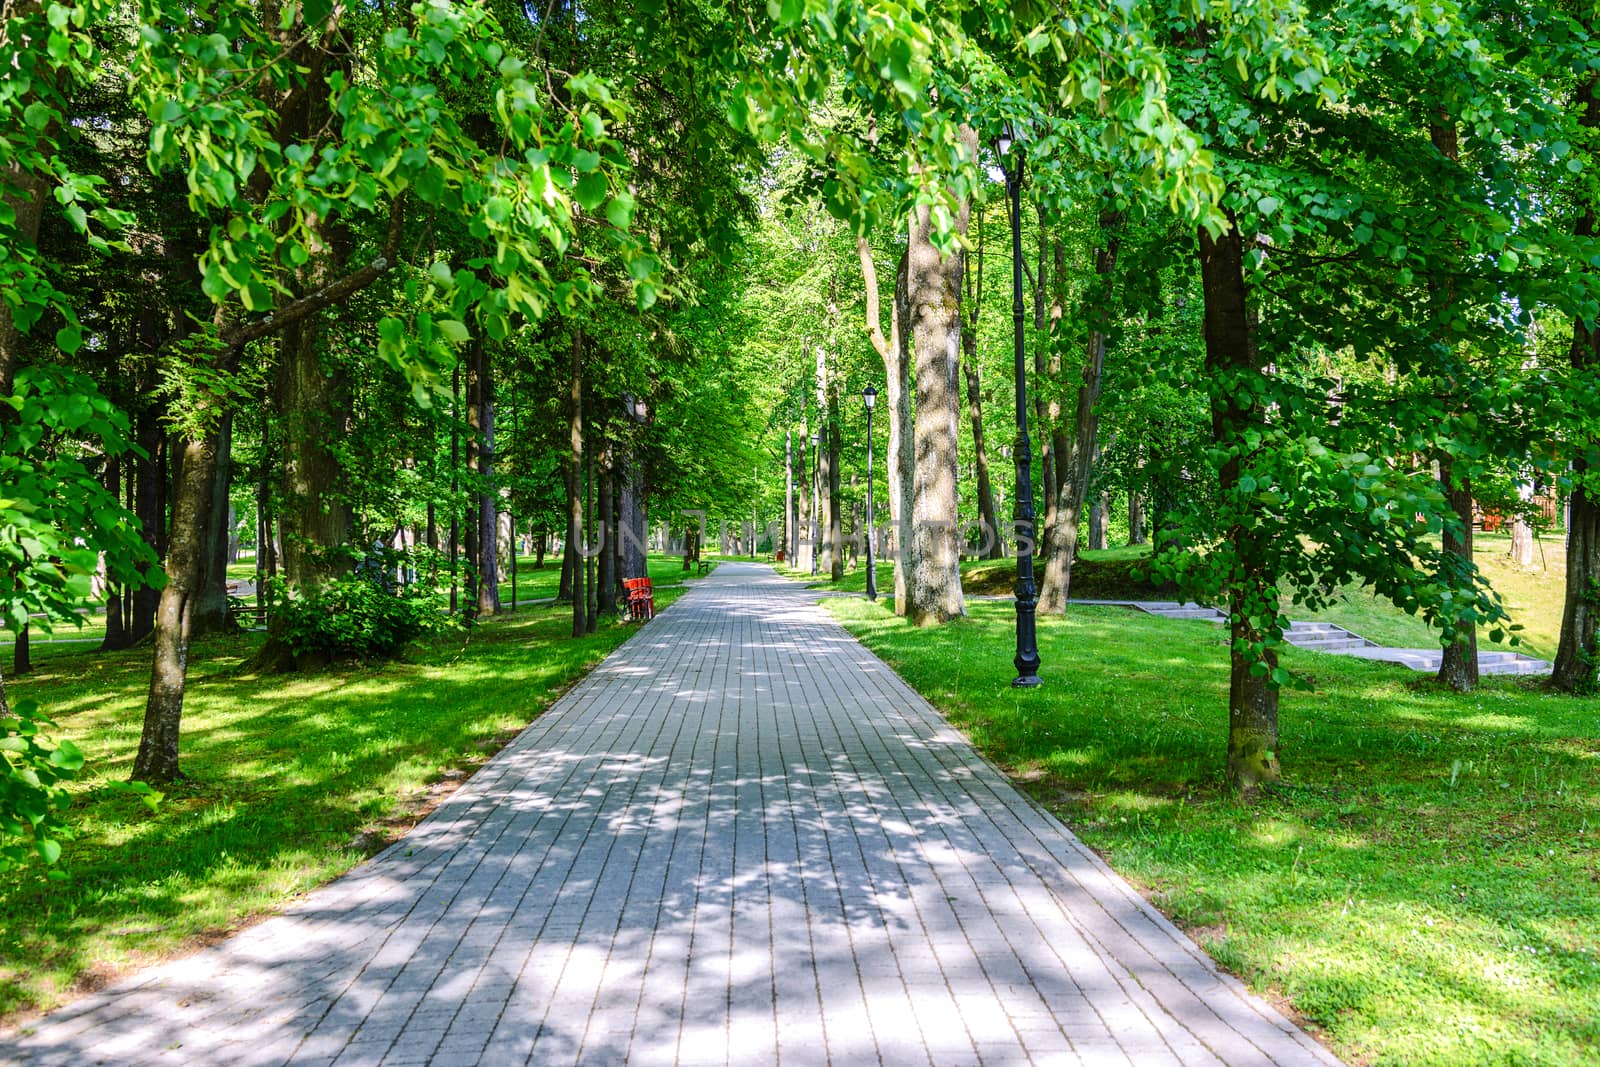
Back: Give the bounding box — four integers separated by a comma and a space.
0, 592, 679, 1025
826, 595, 1600, 1067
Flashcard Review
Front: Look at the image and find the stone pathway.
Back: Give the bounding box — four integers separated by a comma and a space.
1069, 599, 1549, 677
1, 564, 1340, 1067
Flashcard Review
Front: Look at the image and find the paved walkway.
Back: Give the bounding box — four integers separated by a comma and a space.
2, 564, 1340, 1067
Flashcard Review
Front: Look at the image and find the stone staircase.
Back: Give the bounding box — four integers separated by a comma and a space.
1128, 603, 1550, 677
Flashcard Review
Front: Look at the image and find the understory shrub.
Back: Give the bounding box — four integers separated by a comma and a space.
273, 575, 454, 661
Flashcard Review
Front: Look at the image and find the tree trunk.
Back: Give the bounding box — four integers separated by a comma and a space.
449, 362, 461, 613
857, 239, 915, 611
1437, 463, 1480, 691
192, 412, 236, 636
1129, 488, 1146, 546
1553, 72, 1600, 694
598, 463, 617, 614
959, 218, 1002, 560
569, 333, 586, 638
1038, 221, 1065, 557
11, 627, 29, 677
1199, 214, 1280, 797
1089, 492, 1108, 552
474, 341, 499, 618
585, 434, 597, 634
1039, 212, 1122, 613
906, 132, 976, 625
101, 455, 130, 651
133, 356, 232, 784
559, 524, 575, 602
275, 281, 353, 592
798, 417, 814, 574
827, 386, 845, 582
463, 339, 482, 618
129, 405, 165, 642
785, 428, 796, 563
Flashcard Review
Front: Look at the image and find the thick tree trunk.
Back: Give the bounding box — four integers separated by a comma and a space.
906, 134, 976, 624
1553, 73, 1600, 694
133, 366, 231, 784
908, 197, 968, 624
619, 456, 647, 581
1129, 488, 1146, 546
12, 627, 29, 677
1199, 215, 1280, 797
275, 284, 353, 592
1089, 491, 1108, 552
1039, 213, 1122, 613
1554, 481, 1600, 692
192, 412, 236, 636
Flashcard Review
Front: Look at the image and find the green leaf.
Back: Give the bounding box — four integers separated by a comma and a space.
437, 319, 470, 344
605, 191, 636, 230
55, 325, 82, 354
571, 149, 601, 173
23, 102, 52, 130
575, 172, 608, 211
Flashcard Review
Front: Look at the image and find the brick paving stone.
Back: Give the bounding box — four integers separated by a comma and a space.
0, 563, 1343, 1067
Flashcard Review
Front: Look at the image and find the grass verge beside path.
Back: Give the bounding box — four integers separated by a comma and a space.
0, 591, 682, 1027
826, 596, 1600, 1067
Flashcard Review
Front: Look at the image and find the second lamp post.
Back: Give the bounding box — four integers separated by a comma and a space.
1000, 123, 1042, 688
862, 384, 877, 601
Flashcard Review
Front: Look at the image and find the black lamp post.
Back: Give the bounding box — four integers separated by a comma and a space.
862, 384, 878, 601
810, 429, 821, 577
1000, 123, 1042, 687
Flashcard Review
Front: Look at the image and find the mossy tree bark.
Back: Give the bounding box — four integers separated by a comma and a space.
1199, 213, 1280, 797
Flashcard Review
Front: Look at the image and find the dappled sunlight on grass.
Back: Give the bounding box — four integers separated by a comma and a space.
0, 592, 681, 1023
826, 594, 1600, 1067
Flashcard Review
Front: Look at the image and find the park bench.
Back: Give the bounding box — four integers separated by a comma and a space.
696, 560, 712, 575
623, 577, 655, 621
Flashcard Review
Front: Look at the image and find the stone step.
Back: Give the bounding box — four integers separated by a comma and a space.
1141, 605, 1225, 621
1481, 657, 1551, 675
1285, 637, 1373, 652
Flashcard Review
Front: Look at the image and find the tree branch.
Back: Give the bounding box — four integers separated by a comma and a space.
226, 196, 405, 349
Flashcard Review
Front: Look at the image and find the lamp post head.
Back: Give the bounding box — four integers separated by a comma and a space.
862, 384, 877, 412
997, 122, 1015, 157
810, 431, 820, 446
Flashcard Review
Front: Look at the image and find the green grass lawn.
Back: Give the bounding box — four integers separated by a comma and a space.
825, 595, 1600, 1067
0, 591, 682, 1026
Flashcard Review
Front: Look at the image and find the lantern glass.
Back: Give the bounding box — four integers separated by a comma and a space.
862, 384, 877, 411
